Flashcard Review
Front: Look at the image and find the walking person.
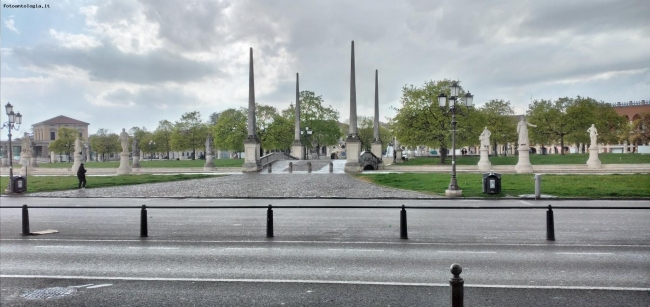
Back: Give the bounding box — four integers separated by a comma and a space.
77, 163, 87, 189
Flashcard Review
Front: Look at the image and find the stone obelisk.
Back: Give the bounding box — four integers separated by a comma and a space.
242, 47, 262, 172
370, 69, 384, 169
291, 73, 304, 159
344, 41, 362, 172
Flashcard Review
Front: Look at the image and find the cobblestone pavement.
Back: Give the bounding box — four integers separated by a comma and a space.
27, 173, 438, 198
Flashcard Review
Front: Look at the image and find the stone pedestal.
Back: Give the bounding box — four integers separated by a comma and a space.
242, 139, 261, 172
72, 154, 82, 173
515, 145, 534, 173
292, 142, 304, 160
395, 148, 403, 164
344, 138, 362, 172
131, 155, 141, 168
586, 145, 601, 169
117, 152, 132, 175
204, 155, 215, 171
371, 142, 384, 169
30, 157, 39, 168
478, 147, 491, 171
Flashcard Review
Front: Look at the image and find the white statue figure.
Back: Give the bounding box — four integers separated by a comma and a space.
517, 116, 537, 146
75, 136, 82, 155
479, 127, 491, 148
119, 128, 129, 153
21, 132, 30, 153
587, 124, 598, 147
205, 135, 213, 154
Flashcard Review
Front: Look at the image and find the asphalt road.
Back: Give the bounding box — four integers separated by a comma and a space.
1, 198, 649, 306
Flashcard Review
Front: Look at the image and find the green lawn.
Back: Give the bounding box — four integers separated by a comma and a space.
357, 173, 650, 198
400, 153, 650, 166
0, 174, 223, 194
26, 159, 244, 169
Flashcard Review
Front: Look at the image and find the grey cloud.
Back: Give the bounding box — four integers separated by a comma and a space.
13, 44, 219, 84
103, 87, 199, 109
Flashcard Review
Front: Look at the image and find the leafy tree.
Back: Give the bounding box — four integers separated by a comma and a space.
479, 99, 516, 155
630, 113, 650, 147
48, 127, 79, 161
357, 116, 392, 152
282, 91, 342, 155
129, 126, 149, 155
170, 111, 209, 159
208, 112, 220, 125
152, 120, 174, 159
262, 115, 294, 152
565, 96, 626, 146
213, 108, 247, 155
391, 79, 475, 164
88, 128, 119, 161
527, 98, 572, 154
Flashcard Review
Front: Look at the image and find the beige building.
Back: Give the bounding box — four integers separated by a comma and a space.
31, 115, 90, 160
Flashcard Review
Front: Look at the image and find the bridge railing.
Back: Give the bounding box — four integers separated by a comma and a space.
4, 204, 648, 240
259, 152, 298, 167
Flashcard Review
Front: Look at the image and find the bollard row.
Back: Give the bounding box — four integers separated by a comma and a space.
17, 204, 558, 242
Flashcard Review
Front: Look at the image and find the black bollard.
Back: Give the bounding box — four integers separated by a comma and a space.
268, 164, 272, 173
267, 205, 274, 238
307, 162, 312, 173
450, 263, 464, 307
329, 162, 333, 173
400, 205, 408, 239
22, 204, 30, 236
288, 162, 293, 173
546, 205, 555, 241
140, 205, 148, 237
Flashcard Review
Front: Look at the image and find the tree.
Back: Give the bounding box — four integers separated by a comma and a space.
88, 128, 119, 161
391, 79, 475, 164
565, 96, 626, 146
357, 116, 392, 152
479, 99, 516, 155
282, 91, 342, 155
48, 127, 79, 161
208, 112, 220, 125
170, 111, 209, 159
152, 120, 174, 159
630, 113, 650, 147
129, 126, 149, 155
213, 108, 247, 155
527, 98, 572, 154
261, 115, 294, 152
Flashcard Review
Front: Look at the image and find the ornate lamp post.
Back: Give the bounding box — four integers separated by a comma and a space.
301, 126, 313, 160
438, 82, 473, 197
2, 102, 23, 194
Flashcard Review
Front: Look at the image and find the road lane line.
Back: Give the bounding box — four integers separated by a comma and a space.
34, 246, 82, 248
86, 284, 113, 289
328, 249, 384, 252
555, 252, 613, 255
2, 275, 648, 291
436, 251, 497, 254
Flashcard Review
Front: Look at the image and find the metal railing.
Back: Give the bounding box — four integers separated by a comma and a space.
5, 204, 648, 239
258, 152, 298, 168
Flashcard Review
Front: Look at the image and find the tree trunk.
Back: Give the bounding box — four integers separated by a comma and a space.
560, 137, 565, 155
439, 148, 447, 164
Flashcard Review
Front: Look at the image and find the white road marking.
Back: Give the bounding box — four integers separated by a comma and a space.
127, 247, 179, 250
35, 246, 82, 248
2, 275, 648, 291
71, 284, 94, 288
328, 249, 384, 252
436, 251, 497, 254
555, 252, 613, 255
225, 248, 268, 250
518, 200, 535, 206
86, 284, 113, 289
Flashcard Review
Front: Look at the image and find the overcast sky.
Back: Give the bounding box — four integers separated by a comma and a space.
1, 0, 649, 139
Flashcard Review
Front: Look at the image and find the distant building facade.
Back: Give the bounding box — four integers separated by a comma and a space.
32, 115, 90, 161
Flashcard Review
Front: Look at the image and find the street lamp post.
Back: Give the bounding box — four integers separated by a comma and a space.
2, 102, 23, 194
149, 140, 156, 161
438, 82, 473, 197
301, 126, 312, 160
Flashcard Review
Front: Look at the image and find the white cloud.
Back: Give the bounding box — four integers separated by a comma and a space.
3, 16, 19, 33
49, 29, 102, 50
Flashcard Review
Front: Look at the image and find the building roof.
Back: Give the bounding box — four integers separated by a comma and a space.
32, 115, 89, 126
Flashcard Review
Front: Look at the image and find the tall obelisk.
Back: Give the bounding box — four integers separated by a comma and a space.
371, 69, 384, 169
242, 47, 262, 172
344, 41, 362, 172
291, 73, 304, 159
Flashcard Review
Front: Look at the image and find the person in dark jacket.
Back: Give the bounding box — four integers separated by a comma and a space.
77, 163, 87, 189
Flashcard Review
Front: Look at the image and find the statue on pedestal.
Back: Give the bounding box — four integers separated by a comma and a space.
517, 116, 537, 146
479, 127, 491, 148
119, 128, 129, 153
205, 135, 213, 155
75, 136, 82, 155
21, 133, 31, 154
587, 124, 598, 147
132, 138, 139, 155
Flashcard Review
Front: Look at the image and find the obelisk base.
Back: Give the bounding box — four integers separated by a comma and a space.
371, 142, 384, 170
292, 142, 304, 160
344, 138, 362, 172
242, 139, 261, 172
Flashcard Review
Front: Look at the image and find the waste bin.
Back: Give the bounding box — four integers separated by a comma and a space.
12, 176, 27, 193
482, 172, 501, 194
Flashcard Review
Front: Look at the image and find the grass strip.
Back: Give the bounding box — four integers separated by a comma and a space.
357, 173, 650, 198
399, 153, 650, 166
0, 174, 223, 194
25, 159, 244, 169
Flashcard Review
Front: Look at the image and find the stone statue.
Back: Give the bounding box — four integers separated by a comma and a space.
517, 116, 537, 146
132, 138, 139, 155
21, 132, 30, 154
31, 139, 37, 156
587, 124, 598, 147
479, 127, 491, 148
75, 136, 82, 155
205, 135, 213, 154
119, 128, 129, 153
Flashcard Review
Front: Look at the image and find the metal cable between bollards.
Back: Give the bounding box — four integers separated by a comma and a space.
546, 205, 555, 241
140, 205, 148, 237
400, 205, 408, 239
22, 204, 30, 236
450, 263, 464, 307
266, 204, 274, 237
